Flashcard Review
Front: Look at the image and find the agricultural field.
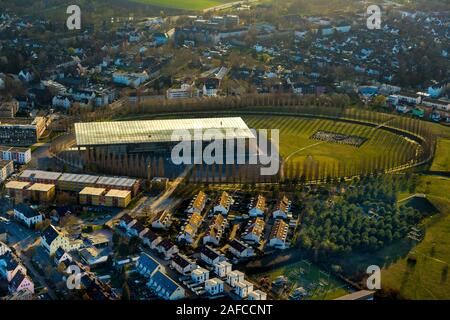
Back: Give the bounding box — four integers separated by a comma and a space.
243, 115, 419, 179
129, 0, 235, 10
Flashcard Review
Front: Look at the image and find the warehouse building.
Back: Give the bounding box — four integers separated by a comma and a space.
74, 117, 257, 178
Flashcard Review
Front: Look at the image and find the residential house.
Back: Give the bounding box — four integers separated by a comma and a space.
268, 219, 289, 249
241, 218, 265, 244
214, 260, 232, 278
205, 278, 224, 295
226, 270, 245, 287
248, 289, 267, 300
41, 224, 74, 255
200, 245, 224, 265
0, 146, 32, 164
191, 267, 210, 284
214, 191, 233, 215
119, 214, 137, 231
171, 253, 197, 275
13, 204, 43, 228
147, 270, 185, 300
142, 230, 162, 249
248, 195, 266, 217
177, 212, 203, 244
0, 251, 26, 282
152, 210, 172, 230
8, 271, 34, 295
128, 222, 149, 238
235, 280, 254, 298
272, 196, 291, 219
54, 248, 72, 266
0, 160, 14, 183
228, 239, 255, 258
187, 191, 207, 214
156, 239, 179, 260
136, 252, 160, 277
203, 214, 227, 246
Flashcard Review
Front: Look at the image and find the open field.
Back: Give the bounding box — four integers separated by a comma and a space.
243, 115, 419, 178
129, 0, 235, 10
430, 138, 450, 172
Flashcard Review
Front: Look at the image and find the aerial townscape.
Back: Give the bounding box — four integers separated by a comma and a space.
0, 0, 449, 307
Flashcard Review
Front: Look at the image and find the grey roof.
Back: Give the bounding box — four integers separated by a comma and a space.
137, 252, 160, 273
58, 173, 99, 184
14, 204, 40, 218
97, 176, 137, 188
20, 170, 62, 181
75, 117, 255, 146
149, 270, 181, 296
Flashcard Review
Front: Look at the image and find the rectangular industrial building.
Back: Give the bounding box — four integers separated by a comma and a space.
5, 181, 55, 204
17, 170, 139, 195
58, 173, 99, 192
79, 187, 106, 206
75, 117, 255, 147
79, 187, 131, 208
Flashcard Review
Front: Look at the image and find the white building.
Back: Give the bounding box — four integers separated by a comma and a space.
191, 267, 210, 284
248, 289, 267, 300
235, 280, 254, 298
13, 205, 43, 228
249, 195, 266, 217
214, 260, 232, 278
0, 146, 32, 164
213, 191, 233, 215
226, 270, 245, 287
167, 83, 200, 100
205, 278, 224, 295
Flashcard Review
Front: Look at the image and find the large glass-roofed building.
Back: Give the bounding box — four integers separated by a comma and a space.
75, 117, 256, 157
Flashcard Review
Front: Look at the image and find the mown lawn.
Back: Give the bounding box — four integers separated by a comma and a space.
244, 115, 417, 175
129, 0, 232, 10
383, 176, 450, 299
430, 138, 450, 172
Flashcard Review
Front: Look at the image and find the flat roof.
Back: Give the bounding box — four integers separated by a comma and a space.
79, 187, 106, 196
5, 181, 30, 190
105, 189, 131, 198
20, 170, 62, 181
75, 117, 255, 146
28, 183, 55, 192
59, 173, 99, 184
97, 176, 137, 188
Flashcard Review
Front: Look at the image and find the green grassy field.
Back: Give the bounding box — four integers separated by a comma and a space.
130, 0, 234, 10
382, 176, 450, 299
430, 138, 450, 172
243, 115, 418, 178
